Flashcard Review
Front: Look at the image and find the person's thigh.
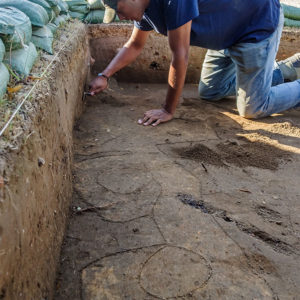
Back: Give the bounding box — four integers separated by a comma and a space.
198, 49, 236, 101
228, 10, 284, 118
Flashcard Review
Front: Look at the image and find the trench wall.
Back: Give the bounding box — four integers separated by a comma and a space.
90, 24, 300, 83
0, 23, 90, 300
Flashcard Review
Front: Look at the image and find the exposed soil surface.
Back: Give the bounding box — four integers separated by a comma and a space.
55, 82, 300, 299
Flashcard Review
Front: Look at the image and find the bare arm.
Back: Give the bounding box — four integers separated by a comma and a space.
89, 27, 150, 94
140, 21, 191, 126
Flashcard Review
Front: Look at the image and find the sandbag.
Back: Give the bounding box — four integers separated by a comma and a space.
31, 26, 53, 54
66, 0, 90, 13
69, 11, 86, 20
0, 7, 32, 51
0, 63, 9, 99
65, 0, 87, 5
87, 0, 104, 10
284, 17, 300, 28
69, 5, 89, 14
46, 23, 58, 34
53, 15, 66, 26
49, 9, 56, 22
282, 4, 300, 21
45, 0, 58, 6
0, 0, 49, 27
60, 13, 71, 21
103, 5, 116, 23
27, 0, 53, 20
85, 10, 105, 23
0, 39, 5, 62
4, 42, 38, 76
53, 5, 61, 16
57, 0, 69, 13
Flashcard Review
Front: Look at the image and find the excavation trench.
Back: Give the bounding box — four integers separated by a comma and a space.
0, 23, 300, 300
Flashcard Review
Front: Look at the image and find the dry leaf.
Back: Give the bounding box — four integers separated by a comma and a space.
7, 85, 23, 94
27, 76, 42, 81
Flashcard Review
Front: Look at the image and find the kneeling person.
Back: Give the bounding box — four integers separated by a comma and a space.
89, 0, 300, 126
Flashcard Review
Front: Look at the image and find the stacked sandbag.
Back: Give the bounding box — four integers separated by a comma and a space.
65, 0, 89, 21
85, 0, 115, 24
0, 7, 37, 77
45, 0, 61, 17
0, 7, 32, 51
0, 38, 9, 99
28, 0, 55, 22
56, 0, 71, 24
45, 0, 70, 26
85, 9, 105, 24
32, 26, 54, 54
4, 42, 38, 76
282, 3, 300, 27
0, 0, 49, 27
28, 0, 70, 54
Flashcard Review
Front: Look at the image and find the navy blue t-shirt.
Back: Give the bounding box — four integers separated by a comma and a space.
134, 0, 280, 50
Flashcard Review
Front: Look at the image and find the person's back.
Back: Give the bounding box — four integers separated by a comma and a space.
135, 0, 281, 49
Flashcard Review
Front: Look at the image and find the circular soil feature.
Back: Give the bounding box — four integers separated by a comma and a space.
140, 246, 211, 299
97, 161, 152, 194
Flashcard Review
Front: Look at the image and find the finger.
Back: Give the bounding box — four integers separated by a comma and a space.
144, 117, 155, 126
138, 114, 150, 124
91, 86, 105, 96
152, 119, 161, 127
142, 115, 151, 123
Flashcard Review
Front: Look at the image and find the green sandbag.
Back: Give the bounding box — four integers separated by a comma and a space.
57, 0, 69, 13
65, 0, 90, 13
4, 42, 38, 76
53, 5, 61, 16
282, 4, 300, 21
60, 13, 71, 21
47, 23, 58, 34
85, 10, 104, 23
69, 11, 86, 20
31, 26, 53, 54
69, 4, 89, 14
0, 39, 5, 62
53, 15, 66, 26
284, 17, 300, 28
65, 0, 87, 5
87, 0, 104, 10
0, 63, 9, 99
0, 7, 32, 51
0, 0, 49, 27
27, 0, 53, 20
45, 0, 58, 6
43, 0, 61, 17
49, 9, 56, 22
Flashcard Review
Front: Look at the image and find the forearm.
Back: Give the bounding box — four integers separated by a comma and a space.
102, 45, 143, 77
164, 54, 188, 115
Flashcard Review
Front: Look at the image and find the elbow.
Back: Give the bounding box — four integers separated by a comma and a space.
172, 49, 189, 66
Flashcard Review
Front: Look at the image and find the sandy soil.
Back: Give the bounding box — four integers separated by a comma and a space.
55, 81, 300, 299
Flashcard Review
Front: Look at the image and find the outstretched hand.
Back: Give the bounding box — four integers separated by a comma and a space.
89, 76, 108, 95
138, 108, 173, 127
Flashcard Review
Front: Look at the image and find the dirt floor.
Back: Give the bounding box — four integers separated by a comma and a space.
54, 80, 300, 299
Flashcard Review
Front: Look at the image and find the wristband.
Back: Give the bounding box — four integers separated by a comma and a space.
97, 73, 109, 81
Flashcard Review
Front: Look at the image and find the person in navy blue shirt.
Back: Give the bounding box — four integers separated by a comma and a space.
90, 0, 300, 126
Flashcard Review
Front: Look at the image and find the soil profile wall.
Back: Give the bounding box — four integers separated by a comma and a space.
0, 23, 90, 300
89, 24, 300, 83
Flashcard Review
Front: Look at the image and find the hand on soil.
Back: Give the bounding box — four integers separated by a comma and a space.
138, 108, 173, 126
89, 76, 108, 95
